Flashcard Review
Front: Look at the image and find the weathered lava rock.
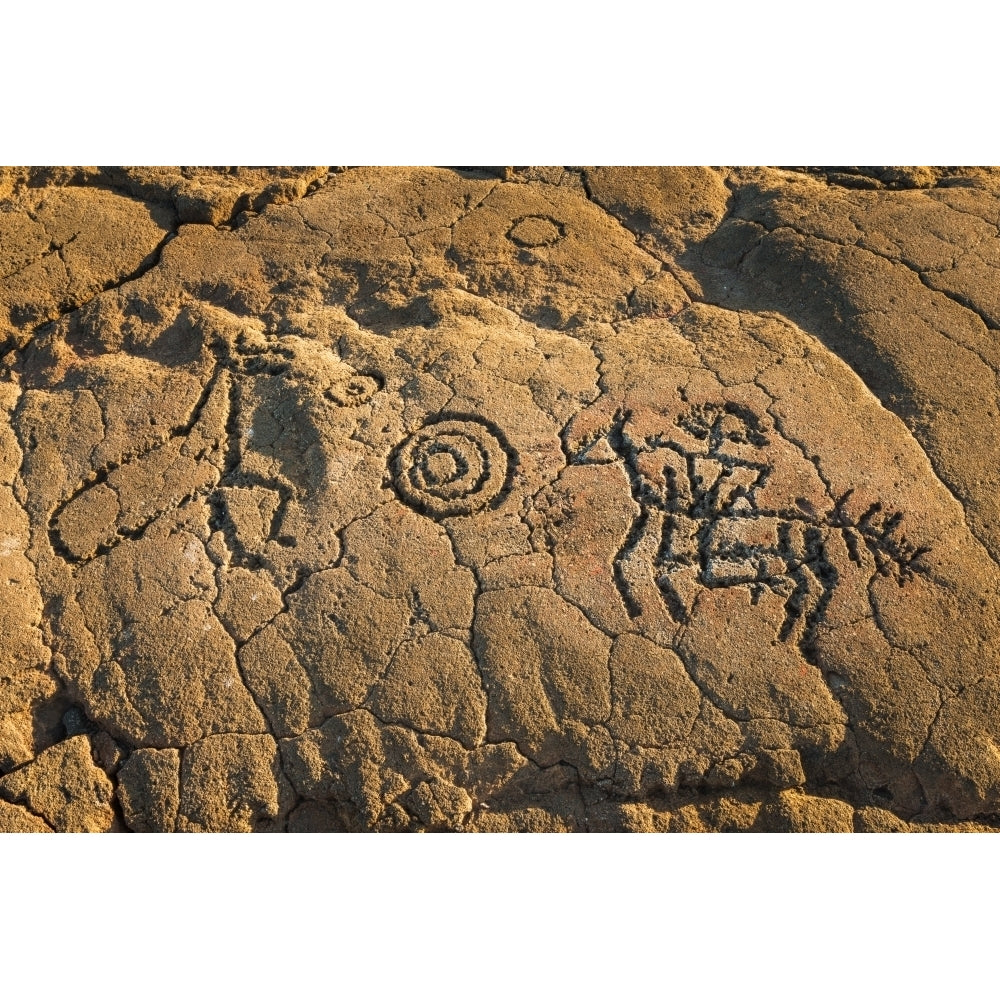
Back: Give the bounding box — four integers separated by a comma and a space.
3, 165, 1000, 832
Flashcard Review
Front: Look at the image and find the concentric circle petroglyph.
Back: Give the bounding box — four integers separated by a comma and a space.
391, 417, 513, 517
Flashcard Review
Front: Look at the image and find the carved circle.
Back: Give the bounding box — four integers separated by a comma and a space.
327, 373, 383, 406
392, 418, 511, 517
506, 215, 565, 248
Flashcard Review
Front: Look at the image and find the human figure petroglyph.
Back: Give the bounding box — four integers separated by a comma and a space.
36, 317, 401, 753
49, 325, 385, 585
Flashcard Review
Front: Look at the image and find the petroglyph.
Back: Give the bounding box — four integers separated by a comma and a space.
391, 416, 515, 518
507, 215, 566, 249
564, 400, 926, 656
50, 329, 385, 571
3, 166, 1000, 832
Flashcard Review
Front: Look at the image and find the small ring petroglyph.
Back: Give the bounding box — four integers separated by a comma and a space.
506, 215, 566, 248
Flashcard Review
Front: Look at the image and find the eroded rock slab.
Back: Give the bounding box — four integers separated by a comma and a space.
2, 166, 1000, 831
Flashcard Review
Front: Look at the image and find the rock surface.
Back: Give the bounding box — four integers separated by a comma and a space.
2, 165, 999, 832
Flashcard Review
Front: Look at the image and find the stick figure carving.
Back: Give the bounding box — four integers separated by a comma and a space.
50, 327, 384, 585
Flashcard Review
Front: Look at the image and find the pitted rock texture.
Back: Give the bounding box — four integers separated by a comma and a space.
2, 166, 1000, 832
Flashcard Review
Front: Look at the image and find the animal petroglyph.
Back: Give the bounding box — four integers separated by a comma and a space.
566, 401, 927, 654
